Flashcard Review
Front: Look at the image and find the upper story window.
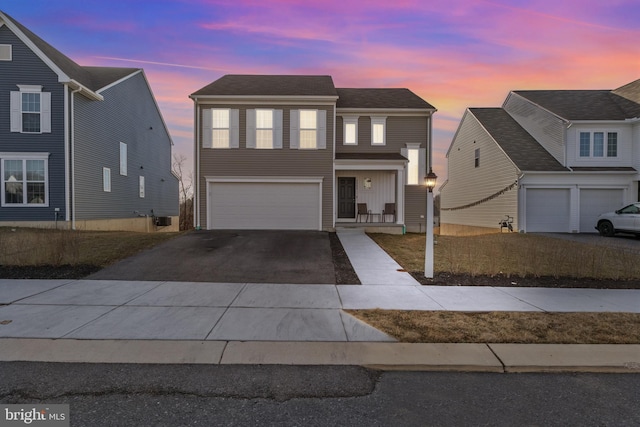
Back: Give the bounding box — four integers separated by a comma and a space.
10, 85, 51, 134
0, 44, 12, 61
290, 109, 327, 150
343, 116, 358, 145
299, 110, 317, 149
407, 148, 420, 185
119, 142, 127, 176
371, 117, 386, 145
474, 148, 480, 167
579, 131, 618, 158
246, 109, 282, 149
103, 167, 111, 192
1, 153, 49, 207
202, 108, 239, 149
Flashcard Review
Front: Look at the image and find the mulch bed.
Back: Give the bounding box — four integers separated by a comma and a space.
0, 264, 102, 280
329, 232, 361, 285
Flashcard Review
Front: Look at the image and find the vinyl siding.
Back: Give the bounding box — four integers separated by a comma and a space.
566, 124, 634, 168
198, 103, 335, 230
404, 186, 427, 232
336, 116, 428, 153
74, 72, 178, 220
503, 93, 566, 165
0, 25, 66, 221
441, 111, 519, 230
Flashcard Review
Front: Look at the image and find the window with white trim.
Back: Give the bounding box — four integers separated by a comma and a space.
1, 154, 48, 206
256, 109, 273, 149
119, 142, 127, 176
10, 85, 51, 134
474, 148, 480, 167
211, 109, 230, 148
103, 167, 111, 192
407, 148, 420, 185
299, 110, 318, 149
371, 117, 386, 145
579, 131, 618, 158
343, 116, 358, 145
139, 176, 145, 198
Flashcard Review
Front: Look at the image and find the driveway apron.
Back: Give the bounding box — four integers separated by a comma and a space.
87, 230, 335, 284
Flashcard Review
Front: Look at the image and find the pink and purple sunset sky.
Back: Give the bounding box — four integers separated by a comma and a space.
7, 1, 640, 186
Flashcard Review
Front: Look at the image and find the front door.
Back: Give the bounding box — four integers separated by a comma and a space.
337, 177, 356, 218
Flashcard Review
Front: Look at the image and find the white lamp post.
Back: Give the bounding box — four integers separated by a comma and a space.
424, 168, 437, 279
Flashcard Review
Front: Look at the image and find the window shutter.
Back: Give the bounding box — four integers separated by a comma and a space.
289, 110, 299, 149
10, 91, 21, 132
317, 110, 326, 149
230, 109, 239, 148
40, 92, 51, 133
419, 147, 426, 182
274, 109, 283, 149
246, 109, 256, 149
202, 109, 212, 148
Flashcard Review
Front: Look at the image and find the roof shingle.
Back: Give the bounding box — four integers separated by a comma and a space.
336, 88, 435, 109
469, 108, 569, 172
191, 75, 338, 97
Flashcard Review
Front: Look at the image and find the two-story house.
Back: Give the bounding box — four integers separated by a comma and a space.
190, 75, 436, 233
440, 79, 640, 235
0, 11, 178, 232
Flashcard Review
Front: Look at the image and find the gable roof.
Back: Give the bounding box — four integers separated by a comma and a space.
0, 11, 139, 93
513, 89, 640, 121
191, 74, 338, 97
612, 79, 640, 104
336, 88, 435, 110
469, 108, 569, 172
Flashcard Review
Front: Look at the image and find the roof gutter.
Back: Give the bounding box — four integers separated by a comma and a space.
68, 79, 103, 101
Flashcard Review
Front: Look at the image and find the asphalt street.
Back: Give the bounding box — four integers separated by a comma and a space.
1, 363, 639, 426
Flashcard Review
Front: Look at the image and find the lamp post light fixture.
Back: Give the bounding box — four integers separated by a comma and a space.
424, 167, 437, 279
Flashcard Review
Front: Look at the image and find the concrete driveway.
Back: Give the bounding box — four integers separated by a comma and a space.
88, 230, 335, 284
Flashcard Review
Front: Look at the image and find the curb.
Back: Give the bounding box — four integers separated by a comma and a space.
1, 339, 639, 373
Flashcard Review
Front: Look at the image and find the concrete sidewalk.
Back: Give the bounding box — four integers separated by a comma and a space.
1, 230, 639, 372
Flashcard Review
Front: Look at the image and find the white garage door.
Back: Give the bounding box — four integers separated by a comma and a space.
579, 189, 624, 233
208, 181, 321, 230
526, 188, 570, 232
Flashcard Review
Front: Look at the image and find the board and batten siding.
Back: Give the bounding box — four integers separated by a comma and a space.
74, 72, 178, 220
441, 111, 519, 230
198, 104, 335, 230
336, 116, 428, 153
503, 93, 566, 164
335, 170, 396, 217
0, 25, 66, 221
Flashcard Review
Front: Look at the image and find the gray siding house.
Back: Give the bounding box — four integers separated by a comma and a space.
440, 79, 640, 235
0, 11, 178, 231
190, 75, 436, 233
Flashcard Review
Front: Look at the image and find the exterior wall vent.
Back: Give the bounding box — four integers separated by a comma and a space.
155, 216, 172, 226
0, 44, 12, 61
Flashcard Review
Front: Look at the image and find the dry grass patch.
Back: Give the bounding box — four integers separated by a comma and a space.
346, 310, 640, 344
0, 228, 180, 267
369, 233, 640, 280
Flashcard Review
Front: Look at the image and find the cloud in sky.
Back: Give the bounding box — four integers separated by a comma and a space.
6, 0, 640, 182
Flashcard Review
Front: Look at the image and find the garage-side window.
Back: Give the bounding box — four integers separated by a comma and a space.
202, 108, 239, 149
289, 110, 327, 150
579, 131, 618, 158
246, 109, 283, 149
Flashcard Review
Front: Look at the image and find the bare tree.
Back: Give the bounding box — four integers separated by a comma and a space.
172, 154, 194, 230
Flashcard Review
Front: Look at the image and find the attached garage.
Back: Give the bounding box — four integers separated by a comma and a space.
579, 189, 624, 233
525, 188, 570, 232
207, 178, 322, 230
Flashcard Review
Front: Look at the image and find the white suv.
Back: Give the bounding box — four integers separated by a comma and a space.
595, 202, 640, 237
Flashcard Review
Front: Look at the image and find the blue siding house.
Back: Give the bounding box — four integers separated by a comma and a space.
0, 11, 178, 231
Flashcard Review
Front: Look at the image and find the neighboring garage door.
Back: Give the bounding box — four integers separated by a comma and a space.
579, 189, 624, 233
525, 188, 570, 232
208, 181, 321, 230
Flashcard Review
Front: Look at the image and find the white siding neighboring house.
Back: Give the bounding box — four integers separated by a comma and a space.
441, 79, 640, 235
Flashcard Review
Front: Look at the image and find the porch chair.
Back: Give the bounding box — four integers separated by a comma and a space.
356, 203, 370, 223
382, 203, 396, 223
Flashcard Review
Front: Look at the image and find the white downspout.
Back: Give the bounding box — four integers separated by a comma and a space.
194, 100, 200, 229
70, 87, 81, 230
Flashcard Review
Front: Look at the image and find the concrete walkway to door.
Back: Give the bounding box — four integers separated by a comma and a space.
336, 228, 421, 286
